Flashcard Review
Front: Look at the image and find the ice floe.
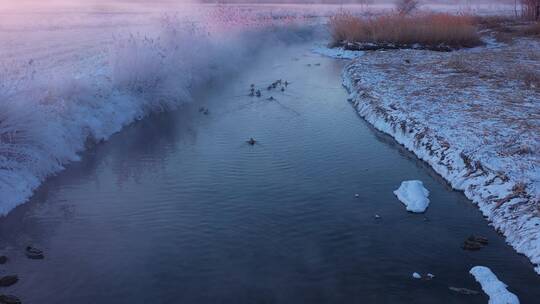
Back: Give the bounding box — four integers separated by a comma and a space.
470, 266, 519, 304
394, 180, 430, 213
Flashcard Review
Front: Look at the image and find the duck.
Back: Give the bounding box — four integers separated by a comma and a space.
284, 81, 289, 87
0, 275, 18, 287
468, 235, 488, 245
0, 294, 21, 304
247, 138, 256, 145
25, 246, 44, 259
281, 87, 285, 92
255, 90, 261, 97
267, 96, 275, 101
462, 239, 483, 251
203, 109, 209, 115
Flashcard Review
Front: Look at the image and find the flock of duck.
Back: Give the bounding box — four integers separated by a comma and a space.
200, 80, 292, 147
0, 247, 44, 304
245, 80, 291, 145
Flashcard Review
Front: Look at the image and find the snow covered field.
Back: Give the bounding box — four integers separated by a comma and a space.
341, 36, 540, 273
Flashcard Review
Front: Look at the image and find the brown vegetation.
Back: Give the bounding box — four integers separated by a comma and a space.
520, 0, 540, 20
329, 13, 482, 50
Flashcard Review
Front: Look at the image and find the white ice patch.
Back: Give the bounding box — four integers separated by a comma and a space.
394, 180, 430, 213
470, 266, 519, 304
311, 46, 363, 59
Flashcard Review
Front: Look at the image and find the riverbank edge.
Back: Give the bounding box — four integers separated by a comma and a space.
341, 65, 540, 275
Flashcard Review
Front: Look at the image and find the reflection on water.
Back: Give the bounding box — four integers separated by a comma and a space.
1, 42, 539, 304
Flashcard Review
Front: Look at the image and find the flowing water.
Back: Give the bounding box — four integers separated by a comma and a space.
1, 42, 539, 303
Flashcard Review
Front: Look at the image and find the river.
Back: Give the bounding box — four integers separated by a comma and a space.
1, 41, 539, 303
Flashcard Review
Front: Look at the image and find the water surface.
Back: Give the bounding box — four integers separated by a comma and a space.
1, 42, 539, 303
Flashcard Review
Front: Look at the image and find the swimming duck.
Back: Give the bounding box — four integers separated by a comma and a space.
284, 81, 289, 87
281, 87, 285, 92
267, 96, 275, 101
247, 138, 256, 145
255, 90, 261, 97
203, 109, 209, 115
0, 275, 18, 287
462, 239, 483, 251
0, 294, 21, 304
25, 246, 44, 259
468, 235, 488, 245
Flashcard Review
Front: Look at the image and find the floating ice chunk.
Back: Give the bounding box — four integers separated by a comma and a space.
394, 180, 430, 213
412, 272, 422, 279
470, 266, 519, 304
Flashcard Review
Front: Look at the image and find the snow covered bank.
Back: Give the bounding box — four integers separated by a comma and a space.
342, 38, 540, 273
0, 8, 317, 216
470, 266, 519, 304
394, 180, 430, 213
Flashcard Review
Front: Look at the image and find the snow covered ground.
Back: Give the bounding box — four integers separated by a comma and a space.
340, 37, 540, 273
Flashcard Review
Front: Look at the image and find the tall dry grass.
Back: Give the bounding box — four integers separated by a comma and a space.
521, 0, 540, 20
329, 13, 482, 49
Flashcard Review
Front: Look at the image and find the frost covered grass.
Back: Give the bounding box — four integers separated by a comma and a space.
329, 12, 482, 50
0, 7, 315, 216
342, 36, 540, 273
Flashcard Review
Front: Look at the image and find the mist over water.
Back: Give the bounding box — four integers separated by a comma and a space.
0, 1, 323, 215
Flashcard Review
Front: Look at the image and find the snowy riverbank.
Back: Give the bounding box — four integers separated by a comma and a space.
340, 38, 540, 274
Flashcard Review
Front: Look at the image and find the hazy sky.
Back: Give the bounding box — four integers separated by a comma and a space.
0, 0, 516, 11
